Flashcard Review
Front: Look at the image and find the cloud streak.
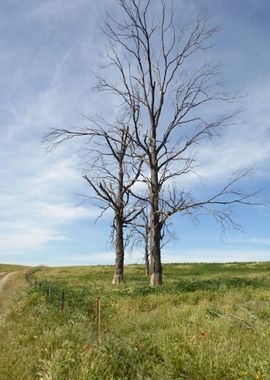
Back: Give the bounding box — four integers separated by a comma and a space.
0, 0, 269, 265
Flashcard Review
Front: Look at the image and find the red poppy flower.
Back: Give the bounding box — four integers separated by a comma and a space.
83, 345, 90, 352
199, 331, 206, 337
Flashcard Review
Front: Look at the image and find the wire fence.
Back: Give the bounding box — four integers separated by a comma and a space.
24, 272, 102, 343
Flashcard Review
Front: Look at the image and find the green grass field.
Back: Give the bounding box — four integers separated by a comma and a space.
0, 262, 270, 379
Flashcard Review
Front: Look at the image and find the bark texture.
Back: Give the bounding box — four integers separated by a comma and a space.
149, 160, 162, 285
112, 214, 124, 284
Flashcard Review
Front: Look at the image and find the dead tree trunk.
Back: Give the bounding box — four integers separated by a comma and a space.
150, 156, 162, 285
112, 213, 124, 284
150, 205, 162, 285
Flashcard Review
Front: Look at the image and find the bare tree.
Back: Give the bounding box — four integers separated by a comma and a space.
128, 199, 175, 276
96, 0, 259, 285
127, 202, 151, 275
44, 116, 142, 284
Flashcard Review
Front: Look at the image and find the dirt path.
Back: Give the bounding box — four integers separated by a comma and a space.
0, 272, 16, 293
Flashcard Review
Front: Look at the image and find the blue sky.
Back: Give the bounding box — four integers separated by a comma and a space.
0, 0, 270, 266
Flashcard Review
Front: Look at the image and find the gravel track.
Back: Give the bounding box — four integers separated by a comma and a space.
0, 272, 15, 293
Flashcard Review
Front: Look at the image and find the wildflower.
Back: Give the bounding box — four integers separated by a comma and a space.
199, 331, 206, 338
83, 345, 90, 352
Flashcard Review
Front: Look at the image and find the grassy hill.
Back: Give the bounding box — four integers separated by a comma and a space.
0, 262, 269, 379
0, 263, 30, 272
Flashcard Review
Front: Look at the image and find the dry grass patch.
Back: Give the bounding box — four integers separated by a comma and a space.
0, 270, 28, 314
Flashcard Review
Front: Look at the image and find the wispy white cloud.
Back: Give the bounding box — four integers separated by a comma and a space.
162, 248, 269, 263
0, 0, 269, 265
229, 237, 270, 247
0, 223, 67, 254
0, 152, 100, 255
0, 0, 106, 257
167, 83, 270, 197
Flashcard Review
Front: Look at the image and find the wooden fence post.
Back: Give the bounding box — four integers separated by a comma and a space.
47, 282, 51, 303
96, 297, 101, 345
61, 290, 65, 311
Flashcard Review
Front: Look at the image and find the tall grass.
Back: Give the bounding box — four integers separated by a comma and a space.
0, 262, 270, 379
0, 267, 28, 314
